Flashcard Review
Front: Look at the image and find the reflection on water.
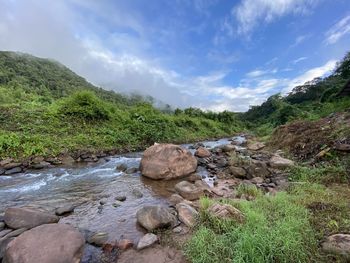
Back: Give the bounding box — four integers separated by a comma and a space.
0, 137, 243, 242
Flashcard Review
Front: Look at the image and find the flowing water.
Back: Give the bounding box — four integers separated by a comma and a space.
0, 137, 245, 259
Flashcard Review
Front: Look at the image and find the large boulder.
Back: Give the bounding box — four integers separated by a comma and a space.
269, 155, 294, 169
322, 234, 350, 259
3, 223, 85, 263
174, 181, 204, 201
136, 206, 177, 232
4, 207, 59, 229
140, 144, 197, 180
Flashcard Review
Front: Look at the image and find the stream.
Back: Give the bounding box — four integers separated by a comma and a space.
0, 137, 245, 260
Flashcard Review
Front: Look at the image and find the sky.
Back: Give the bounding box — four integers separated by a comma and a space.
0, 0, 349, 112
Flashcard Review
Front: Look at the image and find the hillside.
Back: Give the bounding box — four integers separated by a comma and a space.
0, 51, 243, 160
241, 52, 350, 136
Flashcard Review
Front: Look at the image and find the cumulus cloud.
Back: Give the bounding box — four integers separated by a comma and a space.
232, 0, 318, 36
325, 15, 350, 45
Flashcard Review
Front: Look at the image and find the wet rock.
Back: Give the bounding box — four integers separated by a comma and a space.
4, 207, 59, 229
117, 239, 134, 250
59, 155, 75, 166
0, 230, 12, 238
115, 195, 127, 202
136, 205, 177, 231
221, 144, 236, 152
3, 223, 85, 263
132, 189, 143, 198
2, 228, 27, 239
0, 168, 5, 175
87, 232, 109, 247
322, 234, 350, 259
140, 144, 197, 180
247, 141, 265, 151
45, 157, 62, 165
112, 201, 122, 207
269, 155, 294, 169
99, 199, 107, 205
116, 163, 127, 172
4, 167, 22, 175
55, 204, 76, 216
0, 237, 13, 260
229, 166, 246, 178
176, 203, 198, 228
0, 222, 4, 231
245, 160, 271, 178
207, 203, 245, 222
191, 142, 205, 150
169, 194, 185, 205
174, 181, 204, 201
3, 163, 21, 170
30, 161, 51, 169
125, 167, 138, 174
195, 147, 211, 158
137, 233, 158, 250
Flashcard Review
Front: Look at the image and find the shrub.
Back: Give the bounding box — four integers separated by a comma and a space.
58, 91, 111, 121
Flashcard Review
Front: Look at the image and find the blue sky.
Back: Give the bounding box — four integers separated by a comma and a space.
0, 0, 349, 111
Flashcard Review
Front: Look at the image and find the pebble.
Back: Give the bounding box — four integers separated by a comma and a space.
115, 195, 126, 202
137, 233, 158, 250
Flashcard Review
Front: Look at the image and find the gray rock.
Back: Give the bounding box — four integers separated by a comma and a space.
125, 167, 138, 174
55, 204, 76, 216
2, 228, 27, 239
0, 168, 5, 175
3, 223, 85, 263
229, 166, 246, 178
322, 234, 350, 259
168, 194, 185, 205
115, 195, 126, 202
0, 230, 12, 238
0, 222, 4, 231
4, 207, 59, 229
0, 237, 14, 260
136, 205, 177, 231
4, 167, 22, 175
3, 163, 21, 170
132, 189, 143, 198
87, 232, 108, 247
269, 155, 294, 169
174, 181, 203, 201
31, 161, 51, 169
116, 163, 127, 172
99, 199, 107, 205
137, 233, 158, 250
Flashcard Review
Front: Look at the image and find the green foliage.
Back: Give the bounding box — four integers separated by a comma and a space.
57, 91, 111, 121
185, 193, 317, 263
236, 183, 261, 198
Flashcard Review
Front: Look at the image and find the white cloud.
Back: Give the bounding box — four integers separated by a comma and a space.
246, 68, 278, 78
282, 60, 337, 93
232, 0, 318, 36
292, 56, 308, 64
325, 15, 350, 45
291, 34, 310, 47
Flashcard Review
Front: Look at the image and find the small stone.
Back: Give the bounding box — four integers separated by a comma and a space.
115, 195, 126, 202
125, 167, 138, 174
55, 204, 75, 216
116, 163, 127, 172
251, 177, 264, 184
132, 189, 143, 198
172, 226, 183, 233
269, 155, 294, 169
229, 166, 246, 178
174, 181, 204, 201
117, 239, 134, 250
0, 158, 13, 167
112, 201, 122, 208
194, 147, 211, 158
137, 233, 158, 250
0, 222, 4, 231
31, 161, 51, 169
87, 232, 109, 247
176, 203, 198, 227
99, 199, 107, 205
3, 228, 27, 239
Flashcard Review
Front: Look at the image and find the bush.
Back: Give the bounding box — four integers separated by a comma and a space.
58, 91, 111, 121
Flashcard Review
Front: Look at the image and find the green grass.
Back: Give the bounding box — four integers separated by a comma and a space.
185, 193, 318, 263
236, 183, 261, 198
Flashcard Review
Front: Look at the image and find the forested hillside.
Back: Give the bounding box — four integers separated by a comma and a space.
0, 51, 243, 159
241, 52, 350, 135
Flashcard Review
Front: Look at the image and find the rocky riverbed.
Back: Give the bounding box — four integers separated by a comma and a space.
0, 136, 303, 262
